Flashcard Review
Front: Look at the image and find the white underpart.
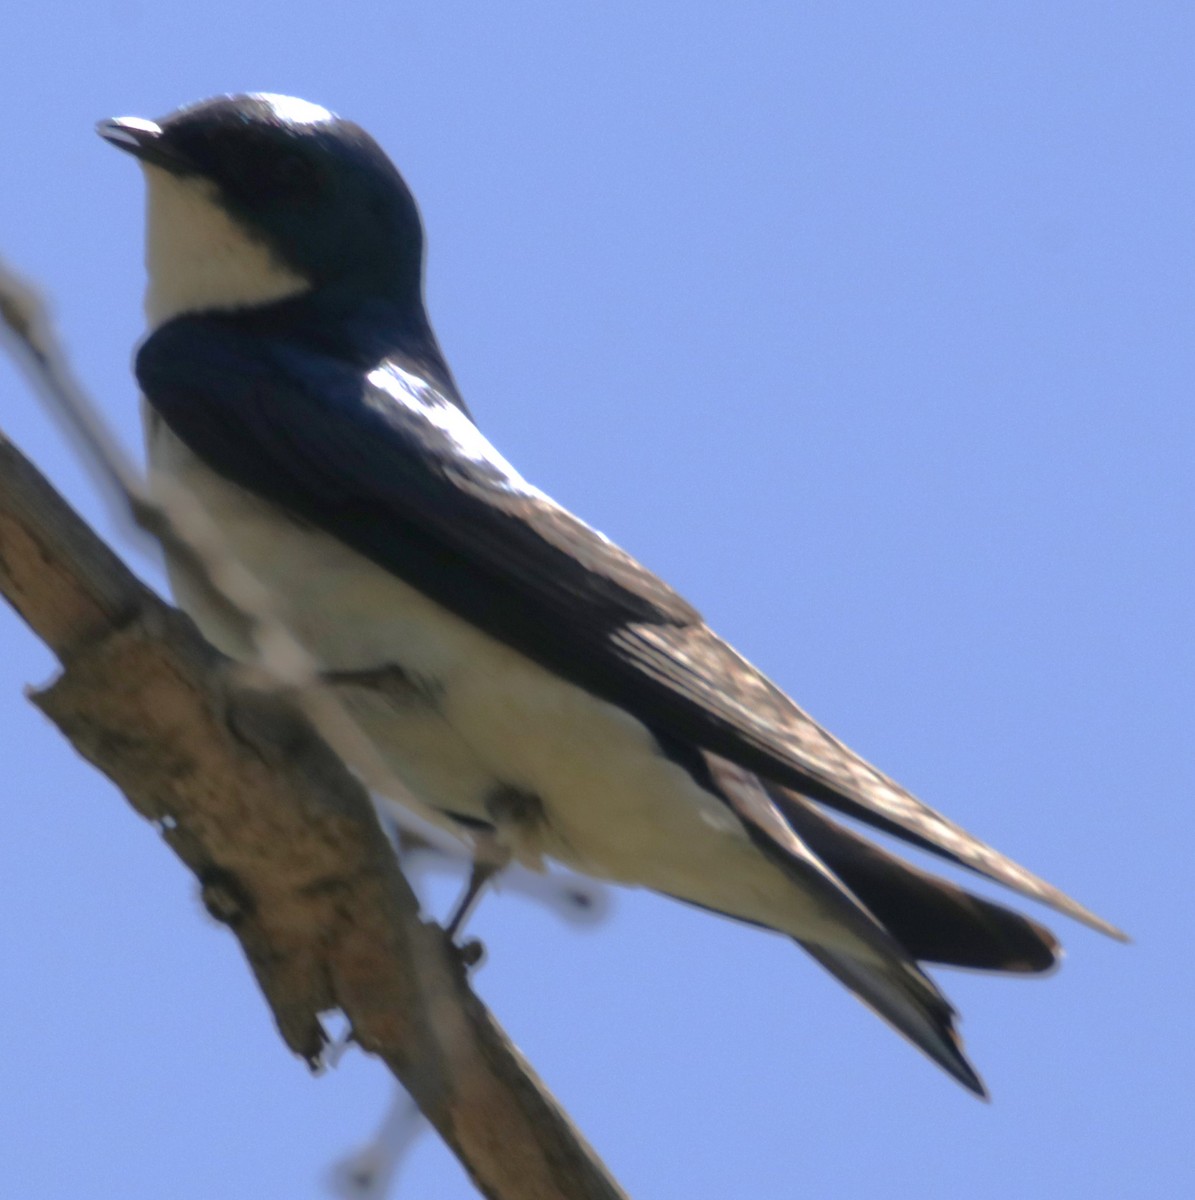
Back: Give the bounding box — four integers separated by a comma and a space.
141, 164, 310, 328
252, 93, 336, 125
146, 418, 881, 957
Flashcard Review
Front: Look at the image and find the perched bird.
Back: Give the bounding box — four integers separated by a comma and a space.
100, 92, 1122, 1097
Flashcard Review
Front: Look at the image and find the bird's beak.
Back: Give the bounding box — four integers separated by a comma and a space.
97, 116, 194, 173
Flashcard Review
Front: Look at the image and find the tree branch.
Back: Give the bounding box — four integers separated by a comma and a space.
0, 428, 628, 1200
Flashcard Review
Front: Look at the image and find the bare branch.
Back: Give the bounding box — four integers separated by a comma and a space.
0, 253, 475, 838
0, 427, 628, 1200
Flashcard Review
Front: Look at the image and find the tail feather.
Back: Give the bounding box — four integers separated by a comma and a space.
699, 752, 987, 1093
798, 941, 987, 1097
772, 785, 1061, 973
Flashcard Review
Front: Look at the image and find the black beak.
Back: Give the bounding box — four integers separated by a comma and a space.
97, 116, 194, 173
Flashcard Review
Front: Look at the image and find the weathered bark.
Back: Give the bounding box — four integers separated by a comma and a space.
0, 430, 628, 1200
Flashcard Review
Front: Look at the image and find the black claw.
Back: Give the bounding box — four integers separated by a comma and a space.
457, 938, 485, 969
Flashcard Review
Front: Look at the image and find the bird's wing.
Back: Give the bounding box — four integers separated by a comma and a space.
138, 316, 1122, 938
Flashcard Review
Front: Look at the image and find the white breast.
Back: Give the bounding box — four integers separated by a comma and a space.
147, 424, 865, 949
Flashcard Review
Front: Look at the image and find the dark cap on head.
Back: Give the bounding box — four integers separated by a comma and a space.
100, 93, 426, 304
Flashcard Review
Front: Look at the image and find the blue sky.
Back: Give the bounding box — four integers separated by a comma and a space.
1, 3, 1190, 1197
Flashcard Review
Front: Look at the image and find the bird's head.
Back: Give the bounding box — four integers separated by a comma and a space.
99, 93, 426, 327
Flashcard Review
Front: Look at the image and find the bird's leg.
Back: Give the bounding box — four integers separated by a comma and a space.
443, 853, 502, 940
453, 783, 547, 939
443, 823, 514, 947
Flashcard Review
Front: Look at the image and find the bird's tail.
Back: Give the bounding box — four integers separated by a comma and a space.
797, 939, 987, 1095
770, 784, 1061, 973
768, 783, 1071, 1096
697, 753, 990, 1093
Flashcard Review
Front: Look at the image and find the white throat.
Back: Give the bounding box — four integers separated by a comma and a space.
141, 164, 310, 329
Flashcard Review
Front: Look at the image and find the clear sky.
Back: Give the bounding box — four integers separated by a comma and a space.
0, 4, 1189, 1198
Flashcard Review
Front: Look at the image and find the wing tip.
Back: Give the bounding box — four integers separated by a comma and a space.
1054, 897, 1130, 944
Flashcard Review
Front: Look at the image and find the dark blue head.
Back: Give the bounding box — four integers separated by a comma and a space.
100, 93, 426, 311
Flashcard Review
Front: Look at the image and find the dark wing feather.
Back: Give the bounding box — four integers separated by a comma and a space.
138, 315, 1121, 938
611, 623, 1122, 937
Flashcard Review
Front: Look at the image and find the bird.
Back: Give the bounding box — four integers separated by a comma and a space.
99, 92, 1123, 1097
